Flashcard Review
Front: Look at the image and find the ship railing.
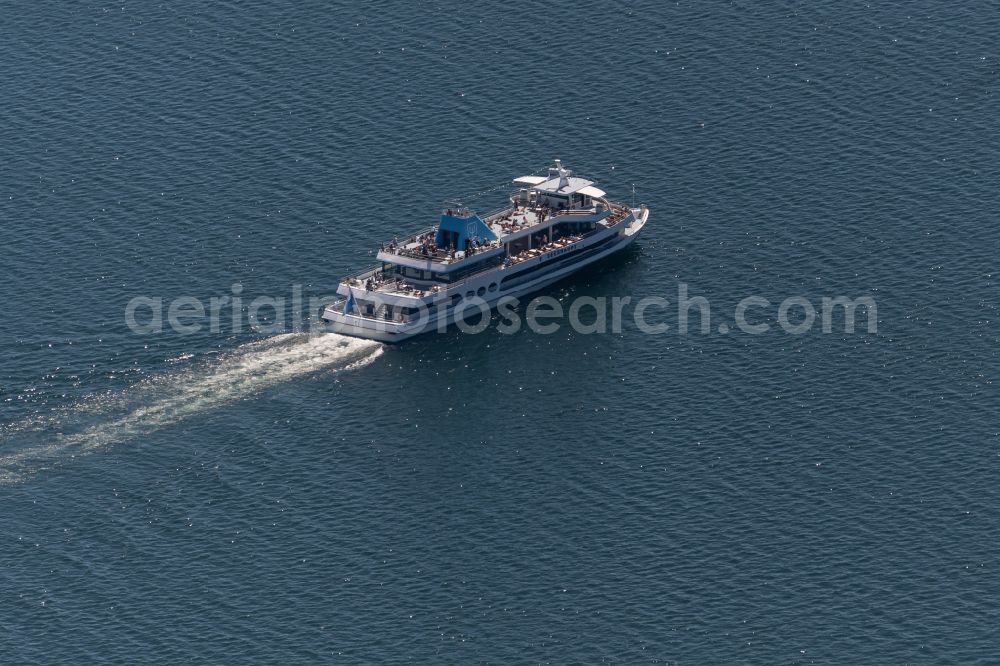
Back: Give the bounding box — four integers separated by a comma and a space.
392, 239, 504, 264
326, 298, 393, 324
342, 264, 389, 286
379, 225, 440, 255
342, 266, 448, 300
550, 208, 603, 217
328, 296, 428, 325
482, 205, 515, 223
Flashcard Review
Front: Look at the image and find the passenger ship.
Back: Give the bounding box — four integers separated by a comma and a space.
321, 160, 649, 342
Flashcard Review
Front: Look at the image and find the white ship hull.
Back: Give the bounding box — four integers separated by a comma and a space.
322, 207, 648, 343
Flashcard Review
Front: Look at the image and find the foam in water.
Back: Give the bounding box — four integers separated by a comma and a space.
0, 333, 382, 483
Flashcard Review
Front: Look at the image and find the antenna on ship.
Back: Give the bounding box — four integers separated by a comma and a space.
632, 183, 636, 208
554, 158, 570, 190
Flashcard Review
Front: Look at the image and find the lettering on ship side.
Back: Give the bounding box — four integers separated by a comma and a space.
543, 246, 573, 261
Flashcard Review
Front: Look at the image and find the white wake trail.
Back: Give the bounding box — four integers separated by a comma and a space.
0, 333, 382, 483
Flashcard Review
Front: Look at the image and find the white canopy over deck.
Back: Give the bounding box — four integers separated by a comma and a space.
514, 160, 603, 197
577, 185, 606, 199
531, 175, 596, 195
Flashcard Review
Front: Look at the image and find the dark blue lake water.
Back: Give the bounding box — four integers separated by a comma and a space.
1, 1, 997, 663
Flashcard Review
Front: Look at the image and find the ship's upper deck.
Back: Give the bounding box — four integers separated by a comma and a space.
378, 203, 606, 263
375, 159, 614, 270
